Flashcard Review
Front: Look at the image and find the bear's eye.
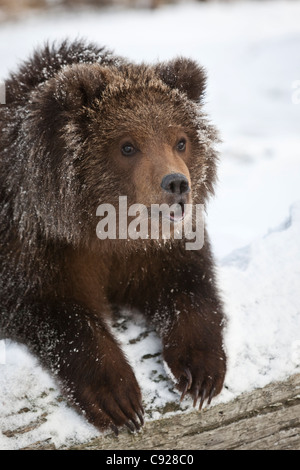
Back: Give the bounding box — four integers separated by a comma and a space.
121, 143, 137, 157
176, 139, 186, 152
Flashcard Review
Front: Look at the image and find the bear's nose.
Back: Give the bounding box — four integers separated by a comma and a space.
161, 173, 190, 195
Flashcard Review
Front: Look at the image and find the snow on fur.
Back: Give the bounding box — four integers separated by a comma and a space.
0, 0, 300, 450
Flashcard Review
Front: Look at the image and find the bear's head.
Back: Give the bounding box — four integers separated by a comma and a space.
19, 58, 219, 248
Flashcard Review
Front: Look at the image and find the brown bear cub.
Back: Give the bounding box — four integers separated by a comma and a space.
0, 40, 226, 434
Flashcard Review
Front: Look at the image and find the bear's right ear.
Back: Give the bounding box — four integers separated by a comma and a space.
156, 58, 206, 103
50, 63, 108, 111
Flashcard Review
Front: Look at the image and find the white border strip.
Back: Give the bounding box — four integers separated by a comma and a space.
0, 81, 6, 105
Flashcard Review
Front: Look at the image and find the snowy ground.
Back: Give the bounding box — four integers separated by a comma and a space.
0, 0, 300, 450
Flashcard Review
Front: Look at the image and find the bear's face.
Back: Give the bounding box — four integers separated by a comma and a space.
88, 85, 195, 212
26, 59, 218, 245
113, 127, 192, 210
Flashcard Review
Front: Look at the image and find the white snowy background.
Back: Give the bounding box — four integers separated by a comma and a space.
0, 0, 300, 449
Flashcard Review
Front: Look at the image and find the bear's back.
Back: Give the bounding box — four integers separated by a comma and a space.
5, 39, 119, 105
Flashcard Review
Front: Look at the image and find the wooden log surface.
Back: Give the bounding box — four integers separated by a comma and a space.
21, 373, 300, 450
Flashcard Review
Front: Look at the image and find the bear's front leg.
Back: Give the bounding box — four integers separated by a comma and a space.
4, 300, 143, 433
144, 245, 226, 409
162, 300, 226, 409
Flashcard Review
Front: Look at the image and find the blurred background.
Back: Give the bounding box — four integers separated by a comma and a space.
3, 0, 226, 18
0, 0, 299, 259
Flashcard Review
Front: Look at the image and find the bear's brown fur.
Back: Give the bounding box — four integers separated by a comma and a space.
0, 40, 226, 433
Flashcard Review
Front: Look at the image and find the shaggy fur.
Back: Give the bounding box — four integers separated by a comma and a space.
0, 40, 226, 433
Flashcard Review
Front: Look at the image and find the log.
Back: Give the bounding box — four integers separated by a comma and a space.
21, 373, 300, 450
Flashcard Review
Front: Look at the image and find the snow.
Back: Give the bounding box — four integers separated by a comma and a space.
0, 0, 300, 449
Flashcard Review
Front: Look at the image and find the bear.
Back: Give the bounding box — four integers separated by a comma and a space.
0, 39, 226, 434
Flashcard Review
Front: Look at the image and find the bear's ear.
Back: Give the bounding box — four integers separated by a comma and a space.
156, 58, 206, 102
51, 63, 108, 111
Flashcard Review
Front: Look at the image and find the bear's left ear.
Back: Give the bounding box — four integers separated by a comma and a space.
54, 63, 108, 111
156, 58, 206, 103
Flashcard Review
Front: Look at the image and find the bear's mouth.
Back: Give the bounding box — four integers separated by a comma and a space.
145, 201, 187, 225
168, 201, 185, 223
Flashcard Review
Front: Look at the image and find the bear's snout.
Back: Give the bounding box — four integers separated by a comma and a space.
161, 173, 190, 196
159, 173, 191, 215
